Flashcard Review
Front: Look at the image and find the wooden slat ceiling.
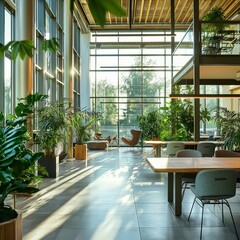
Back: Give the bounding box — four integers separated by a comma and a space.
79, 0, 240, 30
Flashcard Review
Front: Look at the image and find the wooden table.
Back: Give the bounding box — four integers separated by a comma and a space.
146, 157, 240, 216
144, 140, 224, 157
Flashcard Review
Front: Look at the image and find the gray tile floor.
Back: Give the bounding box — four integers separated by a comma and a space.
11, 147, 240, 240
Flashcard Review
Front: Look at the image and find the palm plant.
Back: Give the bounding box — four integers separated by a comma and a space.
71, 111, 99, 145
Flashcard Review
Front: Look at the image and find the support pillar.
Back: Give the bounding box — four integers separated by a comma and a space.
64, 0, 73, 158
15, 0, 34, 102
193, 0, 200, 141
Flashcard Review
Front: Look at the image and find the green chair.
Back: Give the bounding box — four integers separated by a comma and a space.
188, 169, 239, 240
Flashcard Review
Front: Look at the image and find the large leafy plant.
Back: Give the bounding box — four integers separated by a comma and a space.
0, 93, 45, 223
0, 38, 59, 60
36, 99, 71, 157
0, 1, 125, 60
137, 97, 210, 142
137, 109, 162, 142
213, 108, 240, 151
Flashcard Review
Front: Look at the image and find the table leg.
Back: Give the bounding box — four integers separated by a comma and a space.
174, 173, 182, 216
155, 145, 161, 157
168, 172, 182, 216
168, 172, 173, 203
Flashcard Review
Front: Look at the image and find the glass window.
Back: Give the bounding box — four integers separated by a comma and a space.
4, 9, 11, 44
72, 18, 81, 109
36, 0, 44, 34
4, 57, 12, 115
90, 31, 174, 144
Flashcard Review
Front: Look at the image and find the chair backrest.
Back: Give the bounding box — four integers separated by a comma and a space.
197, 142, 215, 157
195, 169, 237, 200
166, 142, 185, 156
215, 149, 240, 157
121, 129, 142, 146
176, 149, 202, 158
130, 129, 142, 138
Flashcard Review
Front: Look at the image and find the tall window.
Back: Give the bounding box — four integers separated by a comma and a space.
73, 19, 81, 109
90, 31, 172, 144
56, 0, 64, 100
35, 0, 64, 101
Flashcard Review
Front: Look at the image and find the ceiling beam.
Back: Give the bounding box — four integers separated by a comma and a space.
175, 79, 240, 85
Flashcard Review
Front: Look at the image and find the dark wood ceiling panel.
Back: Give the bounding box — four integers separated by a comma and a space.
79, 0, 240, 30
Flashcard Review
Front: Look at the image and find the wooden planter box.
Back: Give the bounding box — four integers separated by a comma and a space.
0, 212, 22, 240
75, 144, 87, 160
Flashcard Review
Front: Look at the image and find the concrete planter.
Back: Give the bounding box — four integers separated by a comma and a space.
39, 156, 59, 178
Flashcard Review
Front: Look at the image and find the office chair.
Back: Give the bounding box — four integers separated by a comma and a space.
215, 149, 240, 183
197, 142, 215, 157
166, 142, 185, 157
188, 169, 239, 240
176, 149, 202, 158
176, 149, 202, 199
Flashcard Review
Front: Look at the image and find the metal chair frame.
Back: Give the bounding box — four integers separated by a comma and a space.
176, 149, 202, 199
188, 169, 239, 240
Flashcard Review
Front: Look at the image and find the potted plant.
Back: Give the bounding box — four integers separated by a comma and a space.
0, 93, 45, 238
71, 111, 99, 160
36, 99, 71, 177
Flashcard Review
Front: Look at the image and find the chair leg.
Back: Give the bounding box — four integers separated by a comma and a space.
221, 200, 224, 224
200, 203, 205, 240
188, 197, 196, 221
182, 182, 187, 200
225, 200, 239, 240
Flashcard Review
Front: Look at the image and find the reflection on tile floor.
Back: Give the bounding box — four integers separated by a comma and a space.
9, 148, 240, 240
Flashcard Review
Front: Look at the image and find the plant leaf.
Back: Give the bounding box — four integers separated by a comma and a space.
88, 0, 125, 27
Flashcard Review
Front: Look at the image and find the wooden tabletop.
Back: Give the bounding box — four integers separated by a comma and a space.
146, 157, 240, 173
144, 140, 224, 146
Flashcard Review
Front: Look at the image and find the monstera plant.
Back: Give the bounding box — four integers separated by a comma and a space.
0, 93, 45, 223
